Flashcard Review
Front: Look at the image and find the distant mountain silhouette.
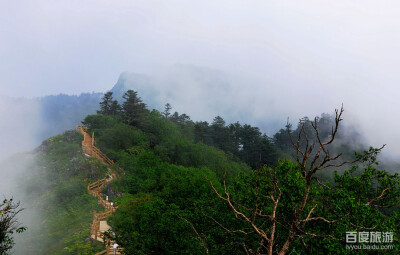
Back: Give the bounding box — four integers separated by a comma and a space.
110, 72, 161, 110
38, 92, 103, 139
0, 65, 280, 159
0, 93, 102, 159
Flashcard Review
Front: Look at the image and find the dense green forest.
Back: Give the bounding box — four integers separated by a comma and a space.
8, 132, 108, 254
5, 90, 399, 254
84, 91, 400, 254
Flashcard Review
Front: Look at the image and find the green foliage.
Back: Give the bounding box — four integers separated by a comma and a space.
0, 199, 25, 255
162, 103, 172, 119
273, 114, 366, 163
213, 149, 400, 254
97, 91, 121, 116
63, 229, 103, 255
97, 123, 149, 153
195, 119, 279, 168
13, 131, 106, 254
82, 114, 118, 135
17, 90, 400, 254
87, 109, 249, 180
84, 91, 400, 254
122, 90, 149, 127
108, 164, 244, 254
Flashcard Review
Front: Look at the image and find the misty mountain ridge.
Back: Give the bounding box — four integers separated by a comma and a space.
110, 72, 152, 102
0, 65, 284, 159
0, 65, 392, 165
0, 93, 101, 160
108, 65, 285, 133
109, 64, 232, 114
4, 87, 399, 254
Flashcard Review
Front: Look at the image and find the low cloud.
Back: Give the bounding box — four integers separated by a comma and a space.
0, 96, 41, 161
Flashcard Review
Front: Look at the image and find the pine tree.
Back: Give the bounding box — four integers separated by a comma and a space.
97, 92, 114, 115
110, 100, 121, 116
122, 90, 148, 127
163, 103, 172, 119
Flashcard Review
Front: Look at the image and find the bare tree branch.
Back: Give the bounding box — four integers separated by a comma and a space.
349, 222, 377, 230
206, 177, 271, 243
366, 187, 392, 206
178, 216, 209, 255
208, 105, 397, 255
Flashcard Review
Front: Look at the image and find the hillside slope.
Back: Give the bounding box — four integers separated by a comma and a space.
5, 89, 399, 254
7, 131, 108, 254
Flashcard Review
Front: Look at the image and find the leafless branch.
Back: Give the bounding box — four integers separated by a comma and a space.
301, 212, 350, 224
313, 177, 332, 190
350, 222, 377, 230
196, 206, 254, 235
366, 187, 391, 206
206, 177, 271, 243
208, 106, 394, 255
178, 215, 209, 255
295, 227, 341, 240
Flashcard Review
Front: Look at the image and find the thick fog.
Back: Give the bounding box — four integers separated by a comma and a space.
1, 0, 400, 191
0, 96, 41, 253
1, 2, 400, 252
0, 96, 40, 225
0, 97, 41, 161
1, 1, 400, 157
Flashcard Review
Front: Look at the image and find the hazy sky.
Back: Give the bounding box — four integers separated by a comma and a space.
3, 3, 400, 251
1, 1, 400, 154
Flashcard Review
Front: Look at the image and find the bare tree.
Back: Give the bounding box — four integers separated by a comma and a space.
208, 106, 393, 255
